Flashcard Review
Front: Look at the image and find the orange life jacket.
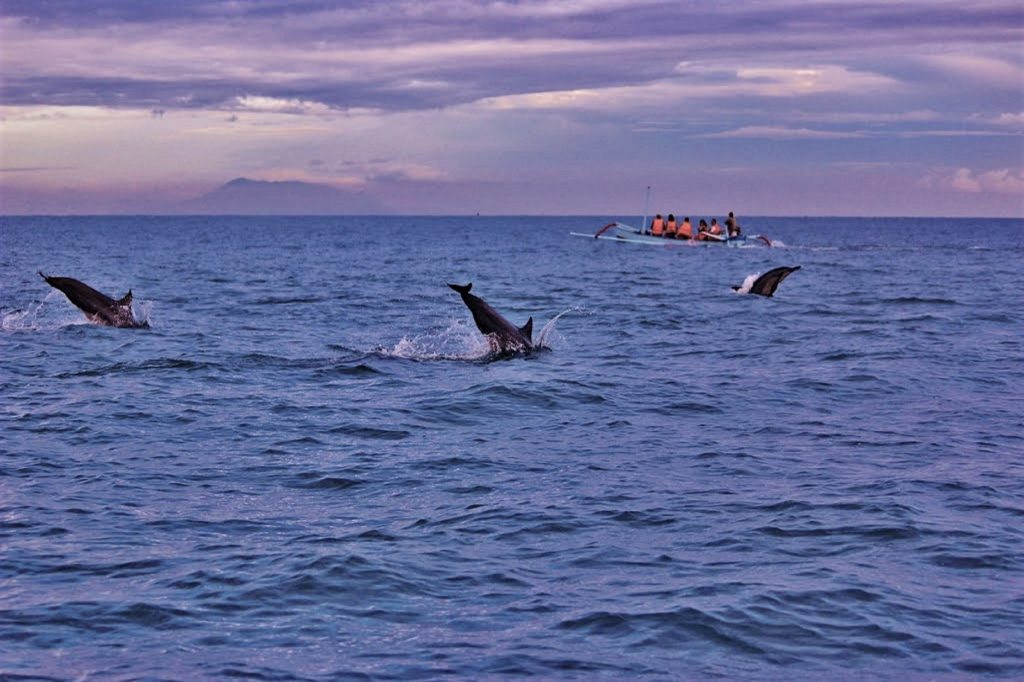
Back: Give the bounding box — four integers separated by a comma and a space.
665, 218, 677, 235
651, 218, 664, 236
677, 221, 692, 239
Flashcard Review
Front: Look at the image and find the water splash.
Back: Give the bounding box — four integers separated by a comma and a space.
1, 290, 64, 331
2, 291, 153, 331
376, 319, 492, 361
136, 300, 154, 328
536, 306, 582, 349
733, 273, 760, 295
1, 306, 42, 331
374, 307, 579, 361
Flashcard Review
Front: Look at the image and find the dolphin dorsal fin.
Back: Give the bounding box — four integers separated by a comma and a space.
519, 317, 533, 341
117, 290, 133, 306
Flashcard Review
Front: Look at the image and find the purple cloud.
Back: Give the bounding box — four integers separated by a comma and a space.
1, 1, 1021, 215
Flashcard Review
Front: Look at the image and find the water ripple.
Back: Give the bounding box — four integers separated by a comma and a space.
2, 215, 1022, 679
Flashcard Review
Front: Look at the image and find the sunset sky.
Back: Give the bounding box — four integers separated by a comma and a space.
1, 0, 1022, 216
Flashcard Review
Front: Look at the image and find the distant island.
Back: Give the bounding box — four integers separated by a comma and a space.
179, 177, 388, 215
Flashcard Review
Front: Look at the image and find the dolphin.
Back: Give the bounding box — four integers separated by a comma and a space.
447, 282, 533, 354
733, 265, 801, 297
39, 272, 149, 328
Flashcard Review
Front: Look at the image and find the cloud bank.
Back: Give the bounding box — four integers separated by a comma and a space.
1, 0, 1022, 215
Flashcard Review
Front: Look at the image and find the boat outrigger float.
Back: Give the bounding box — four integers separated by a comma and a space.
571, 222, 773, 247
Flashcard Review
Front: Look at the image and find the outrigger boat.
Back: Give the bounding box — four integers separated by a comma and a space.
571, 221, 773, 247
569, 186, 772, 247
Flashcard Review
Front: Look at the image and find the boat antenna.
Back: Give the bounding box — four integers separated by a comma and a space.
641, 185, 651, 234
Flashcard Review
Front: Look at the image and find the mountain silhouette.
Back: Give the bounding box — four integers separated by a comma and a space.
181, 177, 387, 214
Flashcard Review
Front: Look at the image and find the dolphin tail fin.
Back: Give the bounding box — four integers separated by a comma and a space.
519, 317, 533, 341
447, 282, 472, 295
117, 290, 133, 307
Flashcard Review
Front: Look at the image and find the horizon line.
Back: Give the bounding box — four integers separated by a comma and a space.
2, 212, 1022, 220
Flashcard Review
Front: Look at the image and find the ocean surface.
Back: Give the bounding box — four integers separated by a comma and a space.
1, 215, 1022, 680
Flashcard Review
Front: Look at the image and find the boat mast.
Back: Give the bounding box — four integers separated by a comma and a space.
641, 186, 651, 233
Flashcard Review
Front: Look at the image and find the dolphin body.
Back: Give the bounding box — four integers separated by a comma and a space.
733, 265, 801, 297
447, 283, 533, 354
39, 272, 149, 328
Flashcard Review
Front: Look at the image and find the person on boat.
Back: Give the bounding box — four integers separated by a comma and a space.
665, 214, 678, 238
709, 218, 723, 236
649, 214, 665, 237
725, 211, 741, 238
696, 219, 709, 240
676, 216, 693, 240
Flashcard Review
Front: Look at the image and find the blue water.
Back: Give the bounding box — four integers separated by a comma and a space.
2, 215, 1022, 679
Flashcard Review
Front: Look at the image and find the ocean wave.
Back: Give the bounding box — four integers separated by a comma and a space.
3, 215, 1022, 679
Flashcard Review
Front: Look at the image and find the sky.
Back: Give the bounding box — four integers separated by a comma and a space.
1, 0, 1022, 216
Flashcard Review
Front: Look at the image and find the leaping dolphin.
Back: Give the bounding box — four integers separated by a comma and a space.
39, 272, 149, 328
733, 265, 801, 297
447, 282, 533, 354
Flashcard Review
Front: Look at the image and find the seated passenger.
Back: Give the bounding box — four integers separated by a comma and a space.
696, 219, 709, 240
650, 214, 664, 237
665, 214, 678, 238
709, 218, 723, 236
676, 216, 693, 240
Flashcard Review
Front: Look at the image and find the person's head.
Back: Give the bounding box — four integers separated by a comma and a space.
711, 218, 718, 224
667, 213, 675, 221
655, 213, 662, 218
729, 211, 734, 218
684, 217, 690, 222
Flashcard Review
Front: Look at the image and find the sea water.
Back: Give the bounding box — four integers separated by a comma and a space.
1, 215, 1022, 679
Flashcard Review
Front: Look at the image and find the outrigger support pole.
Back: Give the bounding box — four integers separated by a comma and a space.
640, 185, 651, 235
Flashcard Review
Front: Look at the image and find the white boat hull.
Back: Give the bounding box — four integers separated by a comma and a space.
571, 222, 770, 247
